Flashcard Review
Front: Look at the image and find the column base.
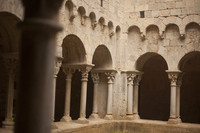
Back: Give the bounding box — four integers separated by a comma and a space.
176, 117, 182, 123
89, 113, 99, 120
168, 118, 178, 124
51, 122, 58, 129
2, 120, 14, 129
104, 114, 113, 120
132, 114, 140, 120
126, 114, 134, 120
61, 115, 72, 122
77, 117, 89, 124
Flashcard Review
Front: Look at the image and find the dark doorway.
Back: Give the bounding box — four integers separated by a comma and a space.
139, 55, 170, 121
180, 53, 200, 124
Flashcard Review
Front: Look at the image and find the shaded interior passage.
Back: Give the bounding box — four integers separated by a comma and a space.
180, 53, 200, 124
139, 55, 170, 121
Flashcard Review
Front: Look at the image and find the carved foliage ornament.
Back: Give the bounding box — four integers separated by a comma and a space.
91, 72, 99, 84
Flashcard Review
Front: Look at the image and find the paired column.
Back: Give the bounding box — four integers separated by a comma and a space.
78, 66, 92, 123
2, 55, 18, 129
104, 71, 115, 120
51, 57, 62, 128
89, 72, 100, 119
166, 70, 181, 124
132, 72, 142, 120
176, 73, 183, 123
61, 67, 74, 122
126, 73, 135, 120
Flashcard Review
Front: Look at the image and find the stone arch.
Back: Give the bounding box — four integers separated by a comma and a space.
135, 52, 168, 71
135, 52, 170, 121
178, 51, 200, 124
108, 21, 114, 30
77, 6, 86, 16
92, 45, 113, 69
0, 12, 21, 126
164, 24, 180, 40
62, 34, 87, 64
116, 25, 121, 33
178, 51, 200, 71
89, 12, 96, 22
146, 25, 160, 52
184, 22, 200, 51
0, 12, 21, 53
128, 25, 142, 44
99, 17, 105, 26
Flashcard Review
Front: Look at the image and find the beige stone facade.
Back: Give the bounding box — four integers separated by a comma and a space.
0, 0, 200, 132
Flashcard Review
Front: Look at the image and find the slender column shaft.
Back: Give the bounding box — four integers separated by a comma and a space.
166, 71, 180, 124
170, 85, 176, 118
52, 75, 57, 121
65, 74, 72, 117
133, 82, 139, 115
176, 85, 180, 118
93, 83, 98, 113
104, 71, 115, 120
3, 55, 18, 128
89, 72, 99, 119
5, 72, 15, 121
127, 74, 134, 115
107, 79, 113, 115
61, 69, 73, 122
80, 78, 88, 118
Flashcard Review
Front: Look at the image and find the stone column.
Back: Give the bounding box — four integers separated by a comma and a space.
104, 71, 115, 120
133, 72, 142, 120
78, 66, 92, 123
176, 73, 183, 123
166, 70, 180, 124
126, 73, 135, 120
89, 72, 100, 119
15, 0, 63, 132
51, 57, 62, 128
61, 67, 74, 122
2, 55, 18, 129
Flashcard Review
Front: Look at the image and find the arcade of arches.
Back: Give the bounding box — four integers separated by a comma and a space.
0, 0, 200, 132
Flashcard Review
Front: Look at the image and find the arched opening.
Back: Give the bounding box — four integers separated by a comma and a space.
136, 53, 170, 121
92, 45, 113, 118
178, 51, 200, 124
55, 34, 94, 121
92, 45, 113, 69
0, 12, 20, 127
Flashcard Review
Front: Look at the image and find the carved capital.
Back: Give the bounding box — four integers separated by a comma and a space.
166, 70, 181, 86
105, 71, 116, 83
54, 56, 63, 76
3, 53, 18, 75
132, 71, 143, 86
127, 73, 136, 85
79, 66, 92, 81
91, 72, 99, 84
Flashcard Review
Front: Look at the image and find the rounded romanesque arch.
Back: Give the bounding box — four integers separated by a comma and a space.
178, 51, 200, 124
0, 12, 21, 53
62, 34, 87, 64
0, 12, 21, 127
135, 52, 170, 121
92, 45, 113, 69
